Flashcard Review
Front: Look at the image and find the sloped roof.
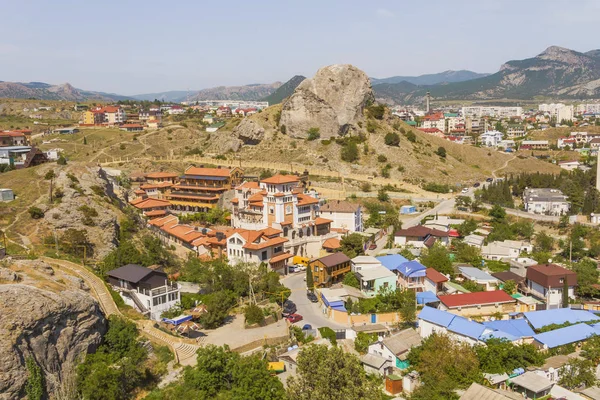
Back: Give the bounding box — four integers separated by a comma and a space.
425, 268, 448, 283
447, 316, 487, 340
523, 308, 599, 330
438, 290, 514, 308
418, 306, 455, 327
533, 323, 598, 349
146, 172, 179, 179
397, 260, 427, 278
107, 264, 157, 283
377, 254, 409, 271
381, 328, 422, 359
511, 371, 554, 393
482, 319, 535, 338
459, 266, 498, 282
314, 252, 351, 267
184, 166, 232, 177
394, 225, 449, 238
526, 264, 577, 288
260, 174, 299, 184
360, 353, 390, 369
320, 200, 360, 213
322, 238, 341, 250
460, 382, 522, 400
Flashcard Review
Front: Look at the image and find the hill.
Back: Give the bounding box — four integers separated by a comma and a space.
262, 75, 306, 105
0, 81, 131, 101
133, 82, 284, 103
373, 46, 600, 104
371, 70, 489, 85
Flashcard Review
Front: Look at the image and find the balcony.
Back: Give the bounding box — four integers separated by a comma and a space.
151, 283, 179, 297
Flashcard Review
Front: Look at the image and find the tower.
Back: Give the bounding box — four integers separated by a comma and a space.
425, 91, 431, 114
596, 150, 600, 192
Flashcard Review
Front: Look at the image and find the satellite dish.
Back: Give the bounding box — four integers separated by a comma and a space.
363, 281, 368, 287
548, 259, 553, 263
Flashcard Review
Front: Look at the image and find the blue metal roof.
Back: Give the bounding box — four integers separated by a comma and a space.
524, 309, 600, 330
533, 323, 598, 349
416, 291, 439, 305
447, 317, 486, 340
418, 306, 455, 327
377, 254, 409, 271
331, 304, 347, 312
480, 330, 519, 342
458, 266, 497, 281
162, 315, 193, 325
397, 260, 427, 278
483, 319, 536, 338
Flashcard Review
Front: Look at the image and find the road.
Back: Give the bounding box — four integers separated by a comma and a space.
282, 272, 347, 330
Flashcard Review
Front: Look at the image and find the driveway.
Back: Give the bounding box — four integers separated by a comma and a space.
282, 272, 348, 330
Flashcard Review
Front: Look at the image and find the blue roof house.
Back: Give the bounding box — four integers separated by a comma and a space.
383, 259, 427, 292
523, 308, 600, 330
533, 323, 599, 350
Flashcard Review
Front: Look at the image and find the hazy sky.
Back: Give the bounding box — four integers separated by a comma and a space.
1, 0, 599, 95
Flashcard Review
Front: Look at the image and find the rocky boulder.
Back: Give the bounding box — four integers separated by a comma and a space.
232, 118, 265, 145
0, 261, 106, 399
280, 64, 374, 139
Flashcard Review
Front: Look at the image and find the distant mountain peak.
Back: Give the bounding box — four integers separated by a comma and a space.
538, 45, 582, 63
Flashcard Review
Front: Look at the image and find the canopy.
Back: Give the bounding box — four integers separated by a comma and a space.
416, 291, 439, 305
162, 314, 193, 325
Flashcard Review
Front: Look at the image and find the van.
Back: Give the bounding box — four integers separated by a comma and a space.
293, 256, 309, 266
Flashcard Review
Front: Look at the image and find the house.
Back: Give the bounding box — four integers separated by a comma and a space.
492, 271, 525, 291
216, 106, 232, 117
522, 308, 599, 330
206, 122, 225, 132
227, 228, 292, 274
460, 383, 522, 400
424, 268, 448, 294
580, 386, 600, 399
0, 131, 27, 146
321, 237, 341, 254
528, 352, 583, 383
120, 124, 144, 132
130, 197, 171, 215
107, 264, 180, 320
458, 266, 499, 291
526, 263, 577, 308
52, 127, 80, 135
479, 130, 504, 147
499, 139, 516, 151
523, 188, 570, 216
366, 328, 422, 370
423, 216, 464, 232
393, 225, 449, 248
482, 319, 535, 338
166, 166, 243, 213
319, 200, 362, 232
391, 260, 427, 292
351, 255, 383, 272
464, 234, 485, 248
357, 265, 397, 297
309, 252, 352, 287
506, 124, 526, 138
417, 127, 444, 137
437, 290, 517, 318
139, 110, 162, 121
481, 240, 533, 261
83, 106, 126, 125
559, 160, 581, 171
167, 105, 185, 115
558, 136, 577, 149
202, 114, 214, 124
360, 353, 392, 376
520, 140, 549, 150
421, 113, 445, 131
510, 372, 554, 399
400, 205, 416, 214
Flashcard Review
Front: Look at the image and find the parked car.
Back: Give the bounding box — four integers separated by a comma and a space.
302, 324, 312, 330
486, 177, 494, 182
286, 313, 303, 323
461, 188, 469, 194
288, 265, 297, 273
369, 243, 377, 250
473, 182, 481, 188
307, 291, 318, 303
282, 301, 297, 316
295, 264, 306, 271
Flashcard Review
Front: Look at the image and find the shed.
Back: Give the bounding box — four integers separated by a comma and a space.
385, 374, 403, 395
0, 188, 14, 202
400, 205, 416, 214
510, 371, 553, 398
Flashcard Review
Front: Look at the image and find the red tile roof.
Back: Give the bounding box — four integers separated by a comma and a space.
270, 252, 293, 264
322, 238, 341, 250
146, 172, 179, 179
260, 174, 299, 184
185, 166, 232, 177
438, 290, 515, 308
130, 198, 170, 210
297, 193, 319, 206
314, 217, 333, 225
395, 225, 449, 238
425, 268, 448, 283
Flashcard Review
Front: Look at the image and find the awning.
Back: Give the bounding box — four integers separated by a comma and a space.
162, 315, 192, 325
331, 304, 347, 312
268, 362, 285, 373
416, 291, 439, 305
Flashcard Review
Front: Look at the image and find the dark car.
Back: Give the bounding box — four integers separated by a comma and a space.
307, 291, 318, 303
286, 313, 303, 323
302, 324, 312, 330
473, 182, 481, 187
282, 301, 297, 316
486, 177, 494, 182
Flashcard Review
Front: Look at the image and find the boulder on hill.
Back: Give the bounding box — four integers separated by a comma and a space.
232, 118, 265, 145
280, 64, 374, 139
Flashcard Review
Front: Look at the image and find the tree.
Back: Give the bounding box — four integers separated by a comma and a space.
384, 131, 400, 146
340, 233, 365, 258
456, 219, 477, 237
83, 136, 88, 145
287, 345, 381, 400
534, 231, 555, 252
307, 127, 320, 141
200, 290, 236, 329
475, 339, 544, 374
377, 189, 389, 202
406, 130, 416, 142
398, 289, 416, 325
340, 142, 359, 163
306, 264, 314, 290
558, 358, 597, 390
354, 332, 377, 354
455, 241, 482, 267
45, 169, 56, 202
435, 146, 447, 158
420, 243, 452, 275
502, 280, 517, 295
244, 304, 265, 326
573, 258, 600, 298
366, 104, 385, 120
562, 276, 570, 308
489, 204, 507, 223
582, 335, 600, 364
342, 271, 360, 288
25, 357, 45, 400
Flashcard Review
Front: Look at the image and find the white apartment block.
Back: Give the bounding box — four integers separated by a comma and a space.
462, 106, 523, 119
539, 103, 574, 122
523, 188, 570, 216
577, 103, 600, 115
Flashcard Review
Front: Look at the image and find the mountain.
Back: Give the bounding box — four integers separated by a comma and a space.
0, 81, 131, 101
262, 75, 306, 105
373, 46, 600, 104
133, 82, 284, 103
130, 90, 190, 102
371, 70, 489, 86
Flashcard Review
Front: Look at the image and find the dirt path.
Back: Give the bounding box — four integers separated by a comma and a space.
492, 155, 517, 179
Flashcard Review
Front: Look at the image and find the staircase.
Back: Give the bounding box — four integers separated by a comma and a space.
123, 289, 149, 315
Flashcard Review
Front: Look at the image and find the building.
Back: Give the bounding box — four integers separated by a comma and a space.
460, 383, 522, 400
139, 109, 162, 121
424, 268, 448, 294
510, 372, 554, 399
139, 172, 178, 198
437, 290, 517, 318
357, 265, 397, 297
310, 252, 352, 288
367, 328, 422, 370
458, 266, 499, 291
481, 240, 533, 261
558, 137, 577, 149
526, 264, 577, 308
522, 188, 570, 216
394, 225, 450, 248
107, 264, 180, 321
83, 106, 126, 125
392, 260, 427, 292
216, 106, 232, 117
462, 106, 523, 119
519, 140, 549, 150
0, 146, 47, 168
0, 188, 14, 202
478, 130, 504, 147
506, 124, 526, 138
166, 166, 243, 212
559, 160, 581, 171
130, 197, 171, 216
227, 228, 292, 274
120, 124, 144, 132
539, 103, 574, 122
0, 131, 27, 147
319, 200, 362, 232
421, 113, 445, 131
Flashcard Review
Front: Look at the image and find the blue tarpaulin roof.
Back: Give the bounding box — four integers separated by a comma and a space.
523, 309, 600, 330
377, 254, 409, 271
483, 319, 536, 338
447, 317, 486, 340
397, 261, 427, 278
162, 315, 192, 325
533, 323, 598, 349
416, 291, 439, 305
418, 306, 455, 327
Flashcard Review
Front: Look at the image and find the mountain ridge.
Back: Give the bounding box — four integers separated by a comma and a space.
371, 70, 490, 86
0, 81, 132, 101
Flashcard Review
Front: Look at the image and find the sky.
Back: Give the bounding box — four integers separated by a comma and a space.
1, 0, 600, 95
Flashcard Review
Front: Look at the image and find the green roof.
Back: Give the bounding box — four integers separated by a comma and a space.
406, 121, 417, 126
387, 374, 402, 381
511, 293, 523, 299
208, 122, 225, 128
444, 113, 458, 118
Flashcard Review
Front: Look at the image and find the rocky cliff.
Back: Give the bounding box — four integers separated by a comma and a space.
280, 64, 374, 139
0, 259, 106, 399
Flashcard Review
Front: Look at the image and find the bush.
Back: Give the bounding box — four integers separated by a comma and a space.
384, 131, 400, 146
406, 130, 416, 142
366, 104, 386, 120
78, 205, 98, 226
307, 127, 320, 141
320, 139, 331, 145
377, 154, 387, 162
244, 304, 265, 326
318, 327, 337, 346
28, 206, 44, 219
377, 189, 389, 202
341, 142, 359, 162
361, 182, 372, 192
56, 155, 67, 165
366, 120, 377, 133
436, 146, 447, 158
280, 124, 287, 134
423, 182, 450, 193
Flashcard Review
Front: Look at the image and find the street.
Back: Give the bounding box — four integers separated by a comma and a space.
282, 272, 347, 330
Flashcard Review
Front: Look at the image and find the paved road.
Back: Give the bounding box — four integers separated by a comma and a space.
282, 272, 347, 330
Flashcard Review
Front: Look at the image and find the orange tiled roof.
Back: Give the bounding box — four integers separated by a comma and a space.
144, 209, 167, 218
146, 172, 179, 179
231, 198, 239, 204
148, 215, 178, 227
314, 217, 333, 225
140, 182, 173, 190
297, 193, 319, 206
163, 224, 204, 243
270, 252, 293, 264
236, 181, 260, 190
185, 166, 232, 177
131, 198, 171, 210
322, 238, 341, 249
260, 174, 299, 184
243, 236, 288, 250
261, 227, 282, 236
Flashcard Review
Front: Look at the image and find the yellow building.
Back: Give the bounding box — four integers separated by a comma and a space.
166, 166, 243, 212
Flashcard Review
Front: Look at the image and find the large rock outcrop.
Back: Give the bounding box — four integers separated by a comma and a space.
0, 260, 106, 399
280, 64, 374, 139
232, 118, 265, 145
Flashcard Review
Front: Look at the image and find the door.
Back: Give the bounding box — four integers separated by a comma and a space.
371, 313, 377, 323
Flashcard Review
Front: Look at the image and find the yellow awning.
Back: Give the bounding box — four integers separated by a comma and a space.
268, 362, 285, 372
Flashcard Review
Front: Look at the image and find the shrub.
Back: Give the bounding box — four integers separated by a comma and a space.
397, 165, 405, 172
90, 185, 105, 196
318, 327, 337, 345
366, 104, 386, 120
341, 142, 359, 162
307, 127, 320, 141
377, 189, 390, 202
280, 124, 287, 134
423, 182, 450, 193
214, 154, 226, 160
377, 154, 387, 162
244, 304, 265, 326
56, 155, 67, 165
384, 131, 400, 146
406, 130, 416, 142
361, 182, 372, 192
28, 207, 44, 219
320, 139, 331, 145
119, 144, 125, 150
436, 146, 447, 158
54, 187, 64, 199
366, 120, 377, 133
78, 205, 98, 226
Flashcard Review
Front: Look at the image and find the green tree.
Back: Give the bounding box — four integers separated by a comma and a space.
475, 339, 544, 374
398, 289, 416, 324
340, 233, 365, 258
435, 146, 447, 158
489, 205, 507, 223
573, 258, 600, 298
406, 130, 416, 142
200, 290, 236, 329
25, 357, 45, 400
456, 219, 477, 237
582, 335, 600, 364
57, 154, 67, 165
455, 241, 482, 267
341, 142, 359, 163
562, 276, 570, 308
83, 136, 88, 145
534, 231, 555, 252
287, 345, 381, 400
306, 264, 314, 290
343, 271, 360, 288
502, 280, 517, 295
420, 243, 452, 275
558, 358, 597, 390
28, 206, 45, 219
354, 332, 377, 354
244, 304, 265, 325
384, 131, 400, 146
377, 189, 389, 202
45, 169, 56, 202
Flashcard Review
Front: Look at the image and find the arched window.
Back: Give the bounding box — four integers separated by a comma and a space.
299, 230, 304, 238
283, 227, 289, 237
306, 227, 311, 237
292, 231, 296, 239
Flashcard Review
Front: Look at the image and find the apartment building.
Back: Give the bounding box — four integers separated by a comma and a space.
523, 188, 570, 216
539, 103, 574, 122
82, 106, 126, 125
462, 106, 523, 119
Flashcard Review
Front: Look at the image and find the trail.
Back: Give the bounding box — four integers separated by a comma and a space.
492, 155, 517, 179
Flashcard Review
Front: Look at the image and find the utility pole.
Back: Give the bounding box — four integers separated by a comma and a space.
569, 240, 572, 265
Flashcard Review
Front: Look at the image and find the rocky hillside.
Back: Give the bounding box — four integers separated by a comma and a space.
187, 82, 282, 102
0, 81, 130, 101
262, 75, 306, 105
374, 46, 600, 104
371, 70, 490, 85
0, 259, 106, 399
280, 64, 374, 139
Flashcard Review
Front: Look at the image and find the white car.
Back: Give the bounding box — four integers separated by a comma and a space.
296, 264, 306, 271
461, 188, 469, 194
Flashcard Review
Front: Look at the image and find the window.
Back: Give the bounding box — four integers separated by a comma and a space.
261, 251, 267, 261
559, 278, 564, 283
